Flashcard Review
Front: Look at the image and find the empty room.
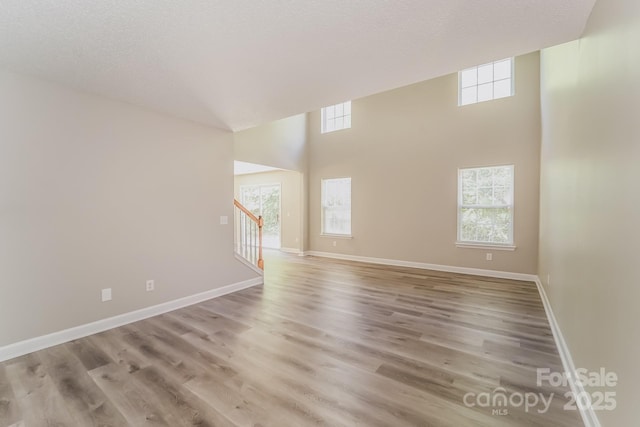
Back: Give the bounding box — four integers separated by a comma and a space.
0, 1, 637, 426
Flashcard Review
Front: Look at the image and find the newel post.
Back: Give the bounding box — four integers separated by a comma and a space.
257, 216, 264, 270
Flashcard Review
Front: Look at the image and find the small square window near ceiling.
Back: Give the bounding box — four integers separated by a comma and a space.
459, 58, 514, 106
321, 101, 351, 133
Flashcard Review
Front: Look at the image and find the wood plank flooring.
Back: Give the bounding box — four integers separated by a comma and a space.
0, 252, 583, 426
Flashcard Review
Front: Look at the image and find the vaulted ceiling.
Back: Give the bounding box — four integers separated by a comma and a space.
0, 0, 596, 131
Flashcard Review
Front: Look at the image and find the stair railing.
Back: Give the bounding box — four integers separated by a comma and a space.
233, 199, 264, 270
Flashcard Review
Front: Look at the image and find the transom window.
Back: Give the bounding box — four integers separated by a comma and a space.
459, 58, 514, 106
321, 101, 351, 133
457, 165, 514, 245
321, 177, 351, 236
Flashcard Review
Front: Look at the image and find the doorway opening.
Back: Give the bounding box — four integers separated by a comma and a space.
239, 183, 281, 249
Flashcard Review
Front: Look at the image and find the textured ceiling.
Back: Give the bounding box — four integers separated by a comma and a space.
0, 0, 596, 131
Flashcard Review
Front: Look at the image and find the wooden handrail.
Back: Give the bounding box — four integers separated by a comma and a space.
234, 199, 264, 270
234, 199, 260, 223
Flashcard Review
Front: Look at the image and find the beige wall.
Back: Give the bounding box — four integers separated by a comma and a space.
234, 170, 304, 252
539, 1, 640, 424
0, 72, 256, 347
233, 114, 308, 172
233, 113, 311, 252
308, 53, 541, 274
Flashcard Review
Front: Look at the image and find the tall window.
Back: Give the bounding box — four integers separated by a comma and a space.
321, 101, 351, 133
458, 165, 514, 245
459, 58, 514, 106
321, 177, 351, 236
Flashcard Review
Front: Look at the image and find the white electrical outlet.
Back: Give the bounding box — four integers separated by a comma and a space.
486, 253, 493, 261
101, 288, 112, 302
333, 241, 337, 247
146, 280, 155, 292
220, 216, 228, 225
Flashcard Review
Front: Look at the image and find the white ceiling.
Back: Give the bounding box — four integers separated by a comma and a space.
0, 1, 596, 131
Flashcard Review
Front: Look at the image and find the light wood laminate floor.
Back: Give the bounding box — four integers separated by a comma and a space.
0, 253, 583, 426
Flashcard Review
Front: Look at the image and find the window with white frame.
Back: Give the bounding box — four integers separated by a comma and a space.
321, 177, 351, 236
321, 101, 351, 133
458, 165, 514, 245
459, 58, 514, 106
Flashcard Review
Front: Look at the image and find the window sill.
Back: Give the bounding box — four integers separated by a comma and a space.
321, 233, 353, 239
455, 242, 516, 251
320, 127, 351, 134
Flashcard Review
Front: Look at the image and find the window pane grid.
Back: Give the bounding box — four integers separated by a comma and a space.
458, 165, 514, 245
461, 69, 478, 89
459, 207, 512, 244
458, 58, 514, 106
321, 101, 352, 133
321, 178, 351, 235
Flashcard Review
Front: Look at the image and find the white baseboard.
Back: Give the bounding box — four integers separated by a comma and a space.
534, 277, 600, 427
0, 277, 263, 363
304, 251, 537, 282
280, 247, 303, 255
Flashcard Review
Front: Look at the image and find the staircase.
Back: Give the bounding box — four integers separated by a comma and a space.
234, 199, 264, 272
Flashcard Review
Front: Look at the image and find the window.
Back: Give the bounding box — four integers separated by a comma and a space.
458, 165, 514, 246
321, 177, 351, 236
240, 183, 282, 249
458, 58, 514, 106
321, 101, 351, 133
